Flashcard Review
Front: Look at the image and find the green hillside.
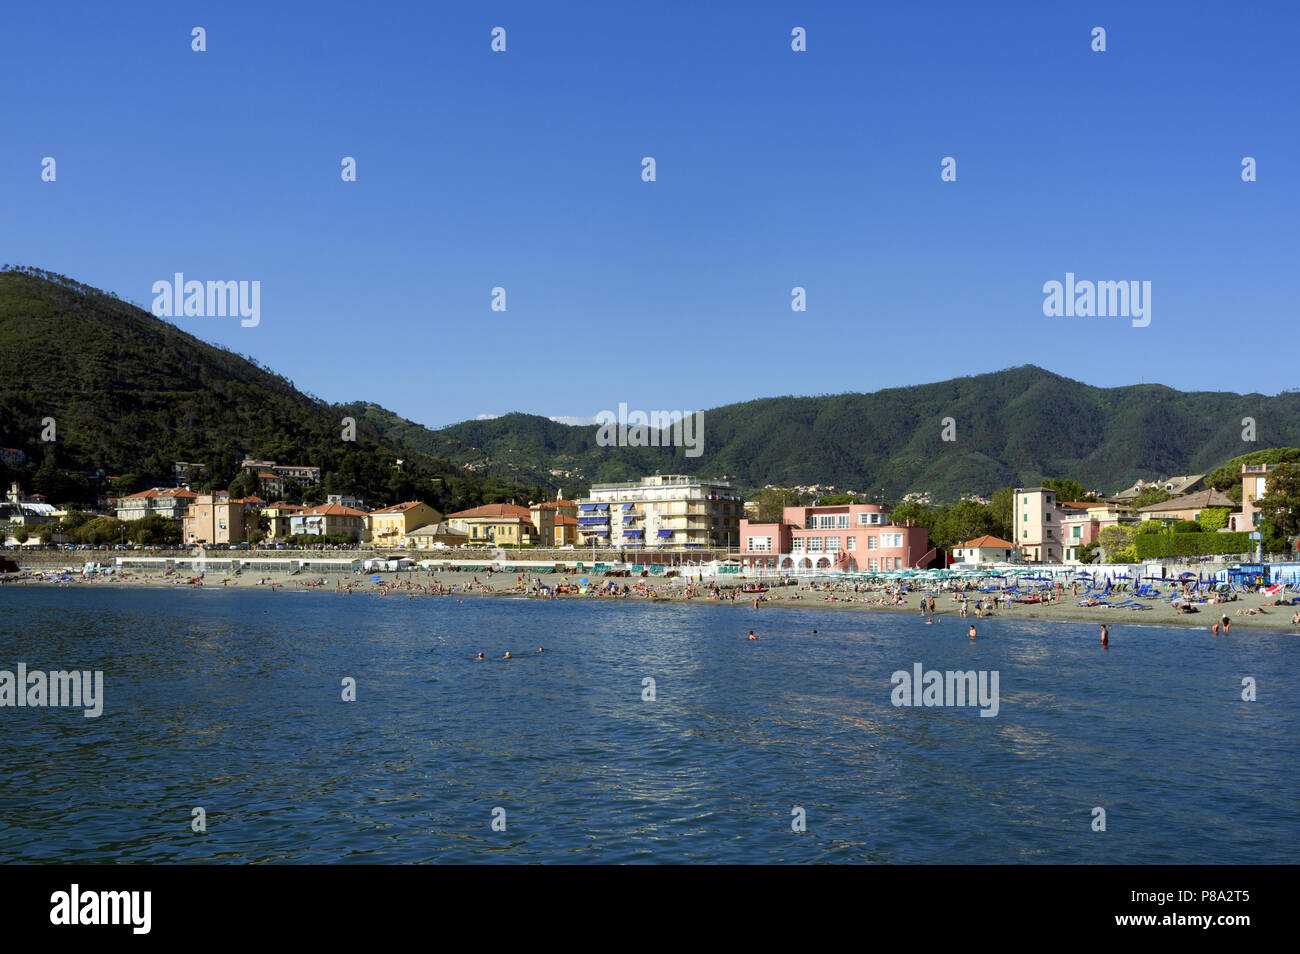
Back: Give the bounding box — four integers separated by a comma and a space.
0, 267, 543, 510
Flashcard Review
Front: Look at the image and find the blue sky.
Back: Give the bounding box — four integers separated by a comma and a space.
3, 1, 1296, 428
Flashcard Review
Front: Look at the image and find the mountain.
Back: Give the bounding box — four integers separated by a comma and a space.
0, 267, 544, 510
5, 265, 1299, 506
366, 370, 1300, 501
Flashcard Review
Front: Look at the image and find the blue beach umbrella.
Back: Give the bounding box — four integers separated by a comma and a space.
370, 575, 383, 582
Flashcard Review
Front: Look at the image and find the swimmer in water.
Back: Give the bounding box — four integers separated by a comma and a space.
925, 616, 933, 625
476, 652, 485, 660
748, 633, 758, 640
968, 624, 976, 640
1100, 624, 1108, 648
503, 651, 511, 659
537, 646, 544, 653
812, 629, 818, 635
1212, 622, 1220, 636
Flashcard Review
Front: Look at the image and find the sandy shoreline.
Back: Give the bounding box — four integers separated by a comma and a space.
6, 566, 1300, 634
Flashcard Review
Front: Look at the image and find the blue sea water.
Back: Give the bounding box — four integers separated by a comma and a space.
0, 586, 1296, 864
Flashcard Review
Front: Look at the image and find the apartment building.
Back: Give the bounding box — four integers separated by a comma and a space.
182, 493, 259, 544
577, 475, 742, 549
739, 502, 932, 572
368, 501, 442, 547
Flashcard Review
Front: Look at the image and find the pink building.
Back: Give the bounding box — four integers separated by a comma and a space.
740, 503, 933, 574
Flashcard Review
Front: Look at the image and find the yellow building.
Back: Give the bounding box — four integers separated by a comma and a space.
183, 493, 259, 544
368, 501, 443, 547
529, 499, 579, 546
446, 504, 535, 546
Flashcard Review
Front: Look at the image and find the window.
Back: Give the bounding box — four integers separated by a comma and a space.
868, 536, 878, 550
1023, 530, 1028, 538
882, 533, 903, 548
847, 537, 856, 551
858, 512, 869, 525
807, 537, 823, 552
838, 515, 849, 529
791, 538, 804, 552
824, 536, 839, 551
1046, 529, 1053, 538
1046, 513, 1052, 521
1072, 526, 1081, 539
868, 558, 878, 571
1023, 514, 1028, 522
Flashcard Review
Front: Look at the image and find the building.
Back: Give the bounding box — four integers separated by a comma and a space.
256, 472, 284, 498
261, 502, 304, 540
1231, 463, 1279, 532
171, 461, 205, 482
739, 502, 932, 573
0, 447, 27, 469
1012, 487, 1065, 562
240, 459, 321, 492
289, 503, 368, 541
326, 493, 366, 511
950, 535, 1020, 565
1109, 474, 1205, 504
113, 487, 198, 521
368, 501, 442, 547
1058, 502, 1136, 562
182, 493, 259, 545
1136, 488, 1234, 524
445, 503, 535, 546
578, 475, 742, 549
1, 483, 58, 545
406, 522, 470, 549
529, 498, 579, 546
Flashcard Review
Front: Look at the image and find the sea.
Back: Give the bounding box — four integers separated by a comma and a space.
1, 586, 1296, 863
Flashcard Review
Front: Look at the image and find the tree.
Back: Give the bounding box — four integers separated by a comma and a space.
1098, 525, 1139, 562
889, 501, 938, 531
1041, 478, 1095, 502
1255, 463, 1300, 535
1076, 541, 1100, 565
1198, 507, 1230, 533
932, 499, 999, 551
755, 487, 798, 523
989, 487, 1014, 540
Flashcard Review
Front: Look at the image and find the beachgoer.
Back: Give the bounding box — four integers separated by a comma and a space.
1100, 624, 1108, 648
968, 624, 976, 640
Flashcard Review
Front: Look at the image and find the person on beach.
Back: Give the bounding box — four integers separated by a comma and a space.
1100, 624, 1108, 648
1221, 614, 1231, 634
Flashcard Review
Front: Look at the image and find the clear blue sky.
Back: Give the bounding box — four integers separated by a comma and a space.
3, 1, 1296, 427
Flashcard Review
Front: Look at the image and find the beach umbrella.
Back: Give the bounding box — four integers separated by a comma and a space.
579, 577, 589, 584
370, 575, 382, 582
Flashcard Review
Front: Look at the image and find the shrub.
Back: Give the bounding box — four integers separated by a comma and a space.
1134, 532, 1251, 559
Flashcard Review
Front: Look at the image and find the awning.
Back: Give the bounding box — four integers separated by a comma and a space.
579, 504, 598, 511
621, 503, 634, 510
624, 530, 644, 538
579, 517, 607, 525
657, 530, 673, 538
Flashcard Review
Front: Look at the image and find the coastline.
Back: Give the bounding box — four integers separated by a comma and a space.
6, 567, 1299, 634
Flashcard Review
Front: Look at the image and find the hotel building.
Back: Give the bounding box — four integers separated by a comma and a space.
739, 502, 932, 573
576, 475, 742, 549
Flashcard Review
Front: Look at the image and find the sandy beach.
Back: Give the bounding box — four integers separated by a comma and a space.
6, 565, 1299, 633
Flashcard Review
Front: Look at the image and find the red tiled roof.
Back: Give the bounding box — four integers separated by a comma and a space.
298, 504, 368, 517
370, 501, 432, 514
960, 535, 1015, 549
447, 503, 533, 520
